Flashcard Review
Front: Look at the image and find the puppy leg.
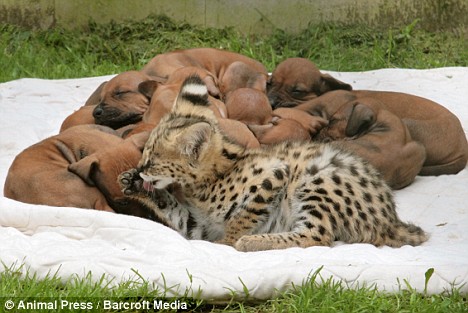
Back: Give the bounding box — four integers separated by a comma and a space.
419, 156, 468, 176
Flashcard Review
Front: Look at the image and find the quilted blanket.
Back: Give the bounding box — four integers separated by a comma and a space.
1, 68, 467, 300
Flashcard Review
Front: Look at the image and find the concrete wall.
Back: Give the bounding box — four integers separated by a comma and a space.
1, 0, 467, 34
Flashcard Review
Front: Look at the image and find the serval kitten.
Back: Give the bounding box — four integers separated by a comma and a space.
119, 75, 427, 252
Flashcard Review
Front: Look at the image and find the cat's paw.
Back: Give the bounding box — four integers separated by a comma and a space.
118, 168, 141, 196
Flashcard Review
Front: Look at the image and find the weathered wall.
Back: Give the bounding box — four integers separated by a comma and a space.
1, 0, 55, 29
1, 0, 467, 34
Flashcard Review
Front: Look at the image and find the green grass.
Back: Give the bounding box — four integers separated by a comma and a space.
1, 265, 466, 313
1, 15, 467, 83
0, 263, 204, 312
1, 15, 467, 312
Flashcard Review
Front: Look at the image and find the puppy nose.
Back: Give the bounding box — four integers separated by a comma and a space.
93, 105, 104, 118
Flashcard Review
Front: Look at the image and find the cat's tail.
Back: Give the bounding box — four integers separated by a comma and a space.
385, 221, 428, 247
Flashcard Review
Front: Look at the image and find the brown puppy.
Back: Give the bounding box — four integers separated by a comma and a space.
141, 67, 227, 126
142, 48, 268, 85
86, 48, 265, 128
90, 71, 165, 129
60, 105, 97, 132
351, 90, 468, 176
267, 57, 352, 109
67, 132, 156, 218
117, 122, 156, 139
266, 58, 468, 175
299, 91, 426, 189
272, 107, 329, 137
249, 118, 311, 145
224, 87, 328, 146
218, 118, 261, 149
225, 88, 272, 125
219, 61, 268, 100
3, 125, 123, 211
278, 78, 468, 178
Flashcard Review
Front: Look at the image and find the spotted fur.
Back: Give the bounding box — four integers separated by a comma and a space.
119, 75, 427, 252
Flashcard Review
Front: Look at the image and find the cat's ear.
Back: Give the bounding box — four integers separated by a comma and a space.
174, 75, 210, 110
177, 122, 212, 161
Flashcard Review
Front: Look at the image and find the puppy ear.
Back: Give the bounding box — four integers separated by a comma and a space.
55, 140, 79, 164
296, 103, 328, 120
176, 122, 212, 161
345, 103, 376, 137
247, 123, 273, 140
250, 73, 268, 93
203, 75, 221, 99
68, 155, 99, 186
320, 74, 352, 94
138, 80, 160, 99
85, 81, 107, 106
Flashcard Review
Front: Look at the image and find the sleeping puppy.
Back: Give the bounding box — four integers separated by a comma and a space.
67, 131, 157, 218
218, 118, 261, 149
248, 118, 311, 145
85, 48, 266, 128
224, 88, 328, 145
267, 57, 352, 109
247, 108, 328, 146
299, 90, 426, 189
267, 57, 468, 176
224, 88, 272, 125
87, 71, 165, 129
295, 89, 468, 187
60, 105, 97, 132
219, 61, 268, 100
350, 90, 468, 176
4, 125, 123, 211
271, 107, 328, 137
141, 48, 268, 86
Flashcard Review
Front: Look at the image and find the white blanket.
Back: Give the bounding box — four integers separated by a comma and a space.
1, 68, 467, 300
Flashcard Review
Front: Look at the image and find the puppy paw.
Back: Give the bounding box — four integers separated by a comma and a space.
306, 116, 328, 135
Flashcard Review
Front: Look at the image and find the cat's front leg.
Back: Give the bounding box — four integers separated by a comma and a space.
234, 229, 331, 252
218, 160, 290, 246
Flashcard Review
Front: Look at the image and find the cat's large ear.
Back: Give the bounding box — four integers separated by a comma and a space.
174, 75, 210, 110
177, 122, 212, 161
